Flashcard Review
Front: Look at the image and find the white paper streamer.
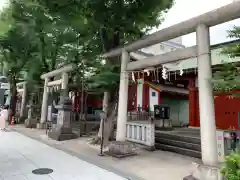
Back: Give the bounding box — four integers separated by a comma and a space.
143, 69, 150, 76
179, 64, 183, 76
162, 66, 168, 80
131, 72, 135, 82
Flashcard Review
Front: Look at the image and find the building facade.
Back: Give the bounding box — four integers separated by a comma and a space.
128, 40, 240, 130
141, 37, 185, 55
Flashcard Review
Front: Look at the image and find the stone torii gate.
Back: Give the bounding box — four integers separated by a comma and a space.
102, 1, 240, 180
16, 82, 27, 120
39, 64, 74, 128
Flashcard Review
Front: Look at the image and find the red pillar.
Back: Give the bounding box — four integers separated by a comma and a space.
158, 91, 161, 104
142, 83, 149, 111
128, 84, 137, 111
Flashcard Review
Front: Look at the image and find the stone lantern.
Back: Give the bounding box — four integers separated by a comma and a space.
48, 96, 76, 141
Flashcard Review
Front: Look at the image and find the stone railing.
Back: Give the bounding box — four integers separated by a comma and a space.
126, 121, 155, 149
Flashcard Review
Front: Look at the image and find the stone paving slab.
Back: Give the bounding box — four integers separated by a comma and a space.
11, 126, 200, 180
0, 130, 127, 180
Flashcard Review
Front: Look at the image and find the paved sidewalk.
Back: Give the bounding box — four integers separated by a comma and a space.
11, 126, 200, 180
0, 130, 127, 180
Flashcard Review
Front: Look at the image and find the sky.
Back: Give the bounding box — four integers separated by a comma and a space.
0, 0, 6, 9
155, 0, 240, 46
0, 0, 239, 47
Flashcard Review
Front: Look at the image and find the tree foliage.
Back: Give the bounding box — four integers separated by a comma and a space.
35, 0, 174, 141
36, 0, 174, 94
10, 0, 79, 76
0, 0, 174, 94
221, 152, 240, 180
0, 0, 81, 115
0, 23, 38, 115
212, 26, 240, 93
222, 26, 240, 58
0, 0, 174, 123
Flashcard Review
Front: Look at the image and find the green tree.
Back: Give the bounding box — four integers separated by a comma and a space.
37, 0, 174, 142
222, 26, 240, 58
37, 0, 174, 79
212, 26, 240, 93
0, 24, 38, 118
10, 0, 79, 73
0, 0, 82, 119
221, 152, 240, 180
6, 0, 85, 90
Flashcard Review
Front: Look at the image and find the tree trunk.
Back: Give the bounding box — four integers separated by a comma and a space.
103, 99, 118, 145
80, 83, 84, 120
9, 77, 17, 123
0, 61, 3, 75
84, 92, 88, 121
20, 83, 27, 121
94, 91, 118, 146
94, 27, 121, 145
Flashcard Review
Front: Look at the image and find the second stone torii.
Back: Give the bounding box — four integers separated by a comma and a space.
39, 64, 74, 129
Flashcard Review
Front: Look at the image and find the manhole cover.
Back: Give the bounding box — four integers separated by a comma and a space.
32, 168, 53, 175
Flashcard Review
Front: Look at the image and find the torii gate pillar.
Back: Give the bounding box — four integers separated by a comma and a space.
116, 50, 130, 141
108, 50, 136, 157
186, 24, 219, 180
40, 77, 49, 124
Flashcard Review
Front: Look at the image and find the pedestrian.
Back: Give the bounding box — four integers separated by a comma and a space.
0, 105, 9, 131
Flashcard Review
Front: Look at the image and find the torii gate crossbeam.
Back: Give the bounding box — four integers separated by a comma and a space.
103, 1, 240, 58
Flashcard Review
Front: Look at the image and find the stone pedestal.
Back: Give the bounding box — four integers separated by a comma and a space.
154, 119, 173, 131
25, 118, 37, 128
48, 97, 76, 141
36, 123, 47, 129
183, 163, 222, 180
48, 125, 76, 141
24, 105, 37, 128
19, 116, 27, 123
107, 141, 136, 158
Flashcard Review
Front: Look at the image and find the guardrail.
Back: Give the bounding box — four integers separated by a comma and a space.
128, 111, 153, 121
126, 121, 155, 148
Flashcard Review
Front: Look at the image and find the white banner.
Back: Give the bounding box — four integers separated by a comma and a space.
216, 130, 225, 162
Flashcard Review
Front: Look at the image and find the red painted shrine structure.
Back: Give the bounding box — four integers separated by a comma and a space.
72, 70, 240, 130
128, 70, 240, 130
73, 92, 102, 113
72, 40, 240, 130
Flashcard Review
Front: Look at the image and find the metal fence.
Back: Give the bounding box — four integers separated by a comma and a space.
128, 106, 154, 121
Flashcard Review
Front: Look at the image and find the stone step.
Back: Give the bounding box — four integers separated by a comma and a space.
175, 128, 200, 132
174, 129, 201, 136
155, 143, 201, 159
155, 132, 201, 145
72, 125, 81, 129
155, 137, 201, 151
